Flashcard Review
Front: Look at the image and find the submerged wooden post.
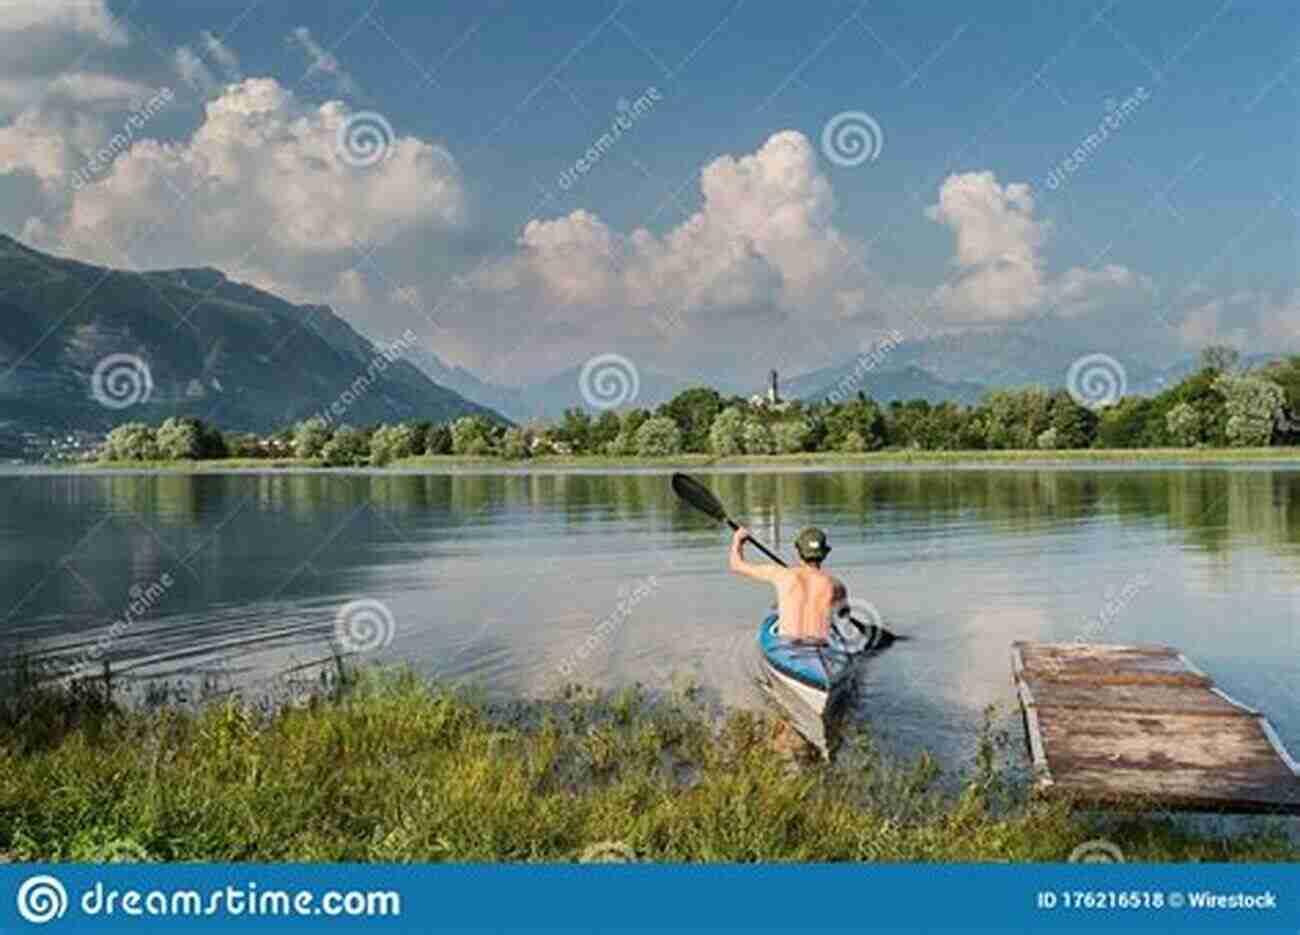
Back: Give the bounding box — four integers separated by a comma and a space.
1011, 642, 1300, 814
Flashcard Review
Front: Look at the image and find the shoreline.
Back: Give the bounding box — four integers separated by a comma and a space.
26, 446, 1300, 474
2, 664, 1295, 863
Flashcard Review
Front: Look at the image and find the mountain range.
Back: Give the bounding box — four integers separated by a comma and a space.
0, 236, 498, 456
410, 332, 1211, 421
412, 326, 1284, 421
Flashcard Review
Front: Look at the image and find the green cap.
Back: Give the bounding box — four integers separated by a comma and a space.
794, 526, 831, 561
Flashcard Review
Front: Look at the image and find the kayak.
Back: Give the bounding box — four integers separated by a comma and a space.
757, 611, 891, 753
757, 613, 856, 720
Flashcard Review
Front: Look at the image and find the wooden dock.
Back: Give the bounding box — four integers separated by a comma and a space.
1011, 642, 1300, 814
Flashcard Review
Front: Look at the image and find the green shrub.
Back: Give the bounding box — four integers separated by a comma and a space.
709, 407, 745, 456
101, 423, 159, 461
634, 416, 683, 457
771, 420, 810, 454
155, 417, 202, 460
741, 418, 775, 455
839, 430, 867, 453
501, 427, 531, 459
320, 425, 369, 466
424, 424, 453, 455
1165, 402, 1200, 447
369, 423, 418, 466
292, 418, 331, 459
1215, 374, 1284, 447
450, 417, 494, 456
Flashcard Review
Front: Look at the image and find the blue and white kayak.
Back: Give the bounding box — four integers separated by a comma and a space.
757, 611, 892, 751
757, 613, 856, 719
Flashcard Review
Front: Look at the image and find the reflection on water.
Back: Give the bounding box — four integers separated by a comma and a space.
1, 466, 1298, 775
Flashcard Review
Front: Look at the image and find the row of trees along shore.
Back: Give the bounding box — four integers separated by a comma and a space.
99, 350, 1300, 465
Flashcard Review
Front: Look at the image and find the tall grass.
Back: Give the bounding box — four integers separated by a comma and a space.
0, 663, 1294, 863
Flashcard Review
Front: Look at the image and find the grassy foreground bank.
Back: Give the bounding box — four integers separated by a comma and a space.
0, 667, 1295, 863
83, 446, 1300, 472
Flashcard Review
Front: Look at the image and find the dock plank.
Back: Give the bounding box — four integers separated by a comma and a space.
1022, 679, 1247, 717
1012, 641, 1300, 814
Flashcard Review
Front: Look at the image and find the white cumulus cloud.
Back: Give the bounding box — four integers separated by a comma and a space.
926, 170, 1151, 325
454, 130, 895, 379
38, 78, 464, 285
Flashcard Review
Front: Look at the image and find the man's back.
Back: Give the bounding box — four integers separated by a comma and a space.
772, 565, 845, 641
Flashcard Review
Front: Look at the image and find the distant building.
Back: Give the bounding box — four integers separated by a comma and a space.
750, 369, 790, 411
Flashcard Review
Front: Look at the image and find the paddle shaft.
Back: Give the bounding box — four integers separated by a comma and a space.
722, 518, 788, 568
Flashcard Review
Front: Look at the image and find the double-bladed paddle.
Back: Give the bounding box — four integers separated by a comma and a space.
670, 472, 895, 645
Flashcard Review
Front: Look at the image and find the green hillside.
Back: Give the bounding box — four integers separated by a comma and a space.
0, 236, 499, 454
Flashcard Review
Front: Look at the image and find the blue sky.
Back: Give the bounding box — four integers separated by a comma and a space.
0, 0, 1297, 385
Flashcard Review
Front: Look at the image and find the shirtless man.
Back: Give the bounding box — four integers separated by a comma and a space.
729, 525, 847, 641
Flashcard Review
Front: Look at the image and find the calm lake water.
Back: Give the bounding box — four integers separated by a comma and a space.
3, 465, 1299, 776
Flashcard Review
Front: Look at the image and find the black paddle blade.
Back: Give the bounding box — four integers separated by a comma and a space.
671, 472, 727, 522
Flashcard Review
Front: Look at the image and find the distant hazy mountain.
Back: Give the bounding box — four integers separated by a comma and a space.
410, 349, 714, 422
0, 236, 499, 455
884, 328, 1155, 391
786, 327, 1174, 404
785, 361, 988, 406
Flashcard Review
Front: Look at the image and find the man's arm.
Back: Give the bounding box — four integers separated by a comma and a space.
728, 526, 784, 583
